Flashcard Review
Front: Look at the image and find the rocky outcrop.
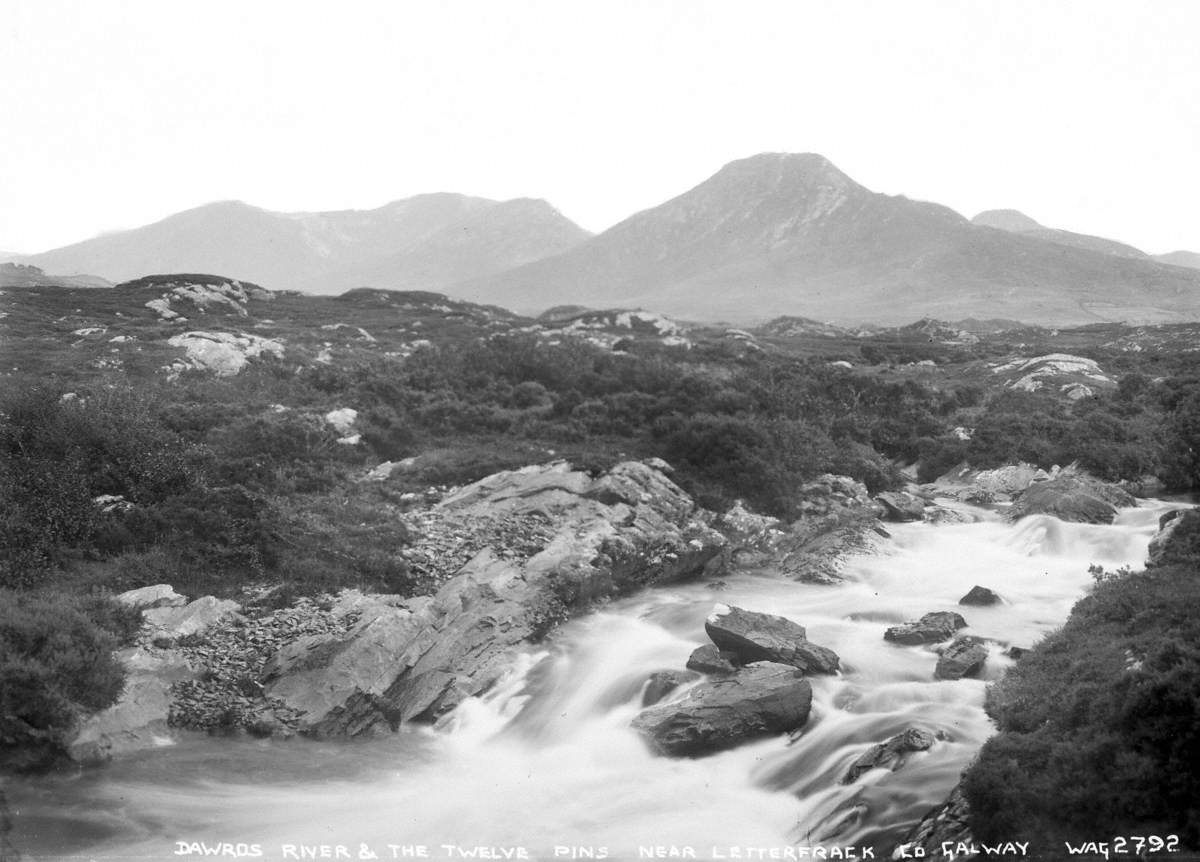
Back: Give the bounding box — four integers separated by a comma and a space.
144, 596, 243, 646
958, 586, 1001, 606
263, 460, 725, 735
704, 605, 839, 674
1006, 468, 1135, 524
66, 648, 197, 766
843, 727, 936, 783
1147, 507, 1200, 567
884, 612, 967, 645
115, 583, 187, 611
935, 636, 989, 680
898, 783, 973, 857
932, 462, 1049, 504
166, 330, 284, 377
874, 490, 925, 522
716, 475, 886, 584
631, 662, 813, 756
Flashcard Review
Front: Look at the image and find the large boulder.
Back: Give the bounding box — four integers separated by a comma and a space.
1147, 508, 1200, 567
884, 612, 967, 645
874, 491, 926, 522
1006, 468, 1136, 524
65, 648, 198, 766
263, 460, 726, 735
704, 605, 839, 674
631, 662, 813, 756
935, 636, 989, 680
842, 727, 936, 783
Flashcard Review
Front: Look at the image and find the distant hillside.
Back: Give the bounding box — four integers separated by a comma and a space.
1155, 250, 1200, 270
0, 262, 111, 288
457, 154, 1200, 326
17, 195, 590, 294
971, 209, 1148, 259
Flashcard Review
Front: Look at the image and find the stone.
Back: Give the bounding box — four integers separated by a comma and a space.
901, 783, 974, 855
935, 636, 989, 680
631, 662, 813, 756
143, 596, 243, 644
1147, 508, 1200, 567
66, 648, 197, 765
884, 612, 967, 645
842, 727, 936, 783
166, 330, 284, 376
958, 585, 1002, 606
686, 644, 739, 675
705, 605, 839, 674
642, 670, 700, 706
1006, 467, 1136, 524
115, 583, 187, 611
874, 491, 925, 522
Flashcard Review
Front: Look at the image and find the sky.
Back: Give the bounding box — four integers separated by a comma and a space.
1, 0, 1198, 255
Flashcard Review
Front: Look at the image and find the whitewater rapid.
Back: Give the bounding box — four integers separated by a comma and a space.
6, 501, 1171, 861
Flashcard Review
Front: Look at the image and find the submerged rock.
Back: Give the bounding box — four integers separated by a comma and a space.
631, 662, 813, 756
958, 585, 1002, 606
263, 460, 726, 735
842, 727, 936, 783
935, 636, 989, 680
884, 612, 967, 645
705, 605, 839, 674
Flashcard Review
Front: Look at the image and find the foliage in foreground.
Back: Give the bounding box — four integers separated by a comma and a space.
964, 562, 1200, 846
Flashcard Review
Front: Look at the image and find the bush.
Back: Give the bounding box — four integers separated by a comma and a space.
964, 564, 1200, 846
0, 591, 134, 757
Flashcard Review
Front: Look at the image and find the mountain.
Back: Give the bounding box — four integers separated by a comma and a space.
17, 195, 590, 293
971, 209, 1148, 259
457, 154, 1200, 325
1155, 250, 1200, 270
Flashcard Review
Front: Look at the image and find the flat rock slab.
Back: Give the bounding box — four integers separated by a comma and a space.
705, 605, 839, 674
884, 611, 967, 645
875, 491, 925, 522
843, 727, 936, 783
632, 662, 813, 757
144, 596, 243, 644
935, 636, 989, 680
1006, 471, 1135, 524
116, 584, 187, 611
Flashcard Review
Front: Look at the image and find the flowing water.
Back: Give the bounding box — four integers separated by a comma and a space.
5, 502, 1171, 862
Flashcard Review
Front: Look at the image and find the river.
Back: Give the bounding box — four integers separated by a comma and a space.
4, 501, 1170, 862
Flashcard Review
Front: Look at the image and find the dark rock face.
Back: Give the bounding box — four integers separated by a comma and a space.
263, 460, 727, 735
901, 783, 973, 855
705, 605, 839, 674
631, 662, 813, 756
935, 636, 989, 680
642, 670, 700, 706
884, 612, 967, 645
686, 645, 739, 675
1147, 508, 1200, 567
959, 585, 1002, 606
842, 727, 936, 783
1006, 469, 1136, 524
874, 491, 925, 522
